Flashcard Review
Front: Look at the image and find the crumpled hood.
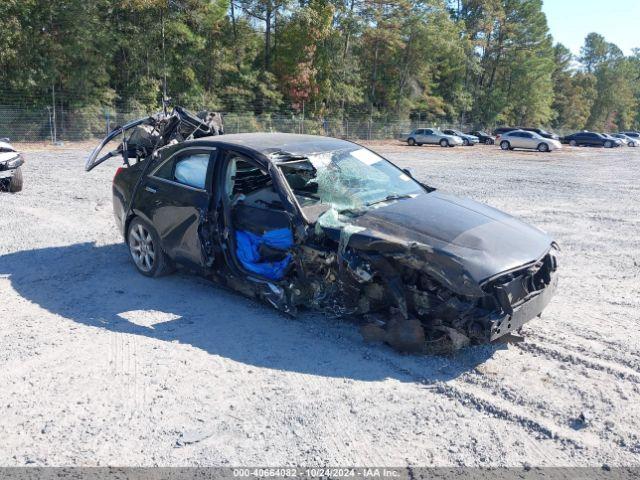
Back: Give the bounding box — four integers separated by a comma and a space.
344, 192, 553, 283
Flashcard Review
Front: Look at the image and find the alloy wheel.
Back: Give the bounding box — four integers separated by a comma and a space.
129, 223, 155, 273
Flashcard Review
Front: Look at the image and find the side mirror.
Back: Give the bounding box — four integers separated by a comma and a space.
402, 167, 415, 178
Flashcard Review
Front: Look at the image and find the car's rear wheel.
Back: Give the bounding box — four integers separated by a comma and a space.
407, 138, 416, 146
569, 140, 577, 147
127, 217, 172, 277
462, 138, 470, 146
604, 140, 612, 148
537, 143, 549, 152
440, 139, 449, 147
500, 140, 511, 150
631, 141, 637, 147
485, 139, 494, 145
8, 167, 23, 193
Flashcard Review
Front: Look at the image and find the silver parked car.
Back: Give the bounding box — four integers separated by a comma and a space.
498, 130, 562, 152
443, 129, 479, 146
402, 128, 464, 147
612, 133, 638, 147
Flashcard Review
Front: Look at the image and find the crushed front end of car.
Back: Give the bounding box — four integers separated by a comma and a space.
252, 148, 559, 354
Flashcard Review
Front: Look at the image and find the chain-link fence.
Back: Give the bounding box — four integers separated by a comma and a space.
0, 106, 483, 144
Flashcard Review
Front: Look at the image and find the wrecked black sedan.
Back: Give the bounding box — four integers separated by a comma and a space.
87, 111, 558, 353
0, 138, 24, 193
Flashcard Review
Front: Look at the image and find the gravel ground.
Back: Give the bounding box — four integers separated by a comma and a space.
0, 141, 639, 467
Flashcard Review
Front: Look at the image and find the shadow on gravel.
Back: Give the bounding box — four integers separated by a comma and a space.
0, 242, 502, 383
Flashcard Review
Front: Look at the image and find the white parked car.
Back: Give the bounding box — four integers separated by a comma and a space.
0, 138, 24, 192
401, 128, 464, 147
498, 130, 562, 152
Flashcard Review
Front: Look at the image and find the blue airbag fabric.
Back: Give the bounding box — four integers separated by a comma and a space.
235, 228, 293, 280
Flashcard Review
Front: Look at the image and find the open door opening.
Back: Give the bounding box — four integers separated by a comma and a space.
222, 152, 294, 281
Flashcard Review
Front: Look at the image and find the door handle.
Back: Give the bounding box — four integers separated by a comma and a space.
145, 186, 157, 194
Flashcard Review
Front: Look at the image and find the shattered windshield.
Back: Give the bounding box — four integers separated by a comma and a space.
278, 147, 425, 212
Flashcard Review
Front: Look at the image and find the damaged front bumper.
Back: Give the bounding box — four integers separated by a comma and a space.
489, 269, 558, 341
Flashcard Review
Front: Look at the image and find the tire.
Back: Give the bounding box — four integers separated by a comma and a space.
500, 141, 511, 150
569, 140, 577, 147
537, 143, 549, 152
407, 138, 416, 146
463, 138, 470, 146
439, 139, 449, 147
8, 167, 23, 193
604, 140, 612, 148
127, 217, 173, 277
631, 141, 636, 147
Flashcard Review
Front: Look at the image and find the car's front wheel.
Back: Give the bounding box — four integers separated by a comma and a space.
537, 143, 549, 152
462, 138, 470, 146
500, 140, 511, 150
127, 217, 172, 277
439, 139, 449, 147
485, 139, 494, 145
569, 140, 577, 147
8, 167, 23, 193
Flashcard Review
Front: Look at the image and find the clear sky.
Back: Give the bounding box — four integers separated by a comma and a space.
542, 0, 640, 56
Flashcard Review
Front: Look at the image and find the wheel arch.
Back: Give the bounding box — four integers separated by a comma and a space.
124, 210, 154, 245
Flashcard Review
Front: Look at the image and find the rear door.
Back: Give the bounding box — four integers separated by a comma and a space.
521, 132, 536, 149
134, 146, 217, 270
509, 132, 524, 148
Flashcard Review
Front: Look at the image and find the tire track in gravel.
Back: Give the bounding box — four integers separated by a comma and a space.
514, 342, 640, 383
360, 349, 588, 458
525, 331, 640, 373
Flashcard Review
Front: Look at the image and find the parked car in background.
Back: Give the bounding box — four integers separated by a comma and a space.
621, 132, 640, 143
493, 127, 518, 136
498, 130, 562, 152
468, 130, 495, 145
442, 129, 479, 146
561, 132, 621, 148
401, 128, 464, 147
0, 138, 24, 193
520, 127, 560, 140
613, 133, 638, 147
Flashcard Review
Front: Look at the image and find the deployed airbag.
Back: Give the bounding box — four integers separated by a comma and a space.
235, 228, 293, 280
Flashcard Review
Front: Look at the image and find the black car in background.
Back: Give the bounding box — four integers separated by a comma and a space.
85, 108, 559, 353
467, 130, 495, 145
561, 131, 621, 148
521, 127, 560, 140
493, 127, 518, 136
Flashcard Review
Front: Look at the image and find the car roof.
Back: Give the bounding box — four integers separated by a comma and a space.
192, 133, 358, 156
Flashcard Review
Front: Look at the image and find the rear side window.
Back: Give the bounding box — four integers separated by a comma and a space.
152, 150, 214, 189
175, 154, 210, 189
